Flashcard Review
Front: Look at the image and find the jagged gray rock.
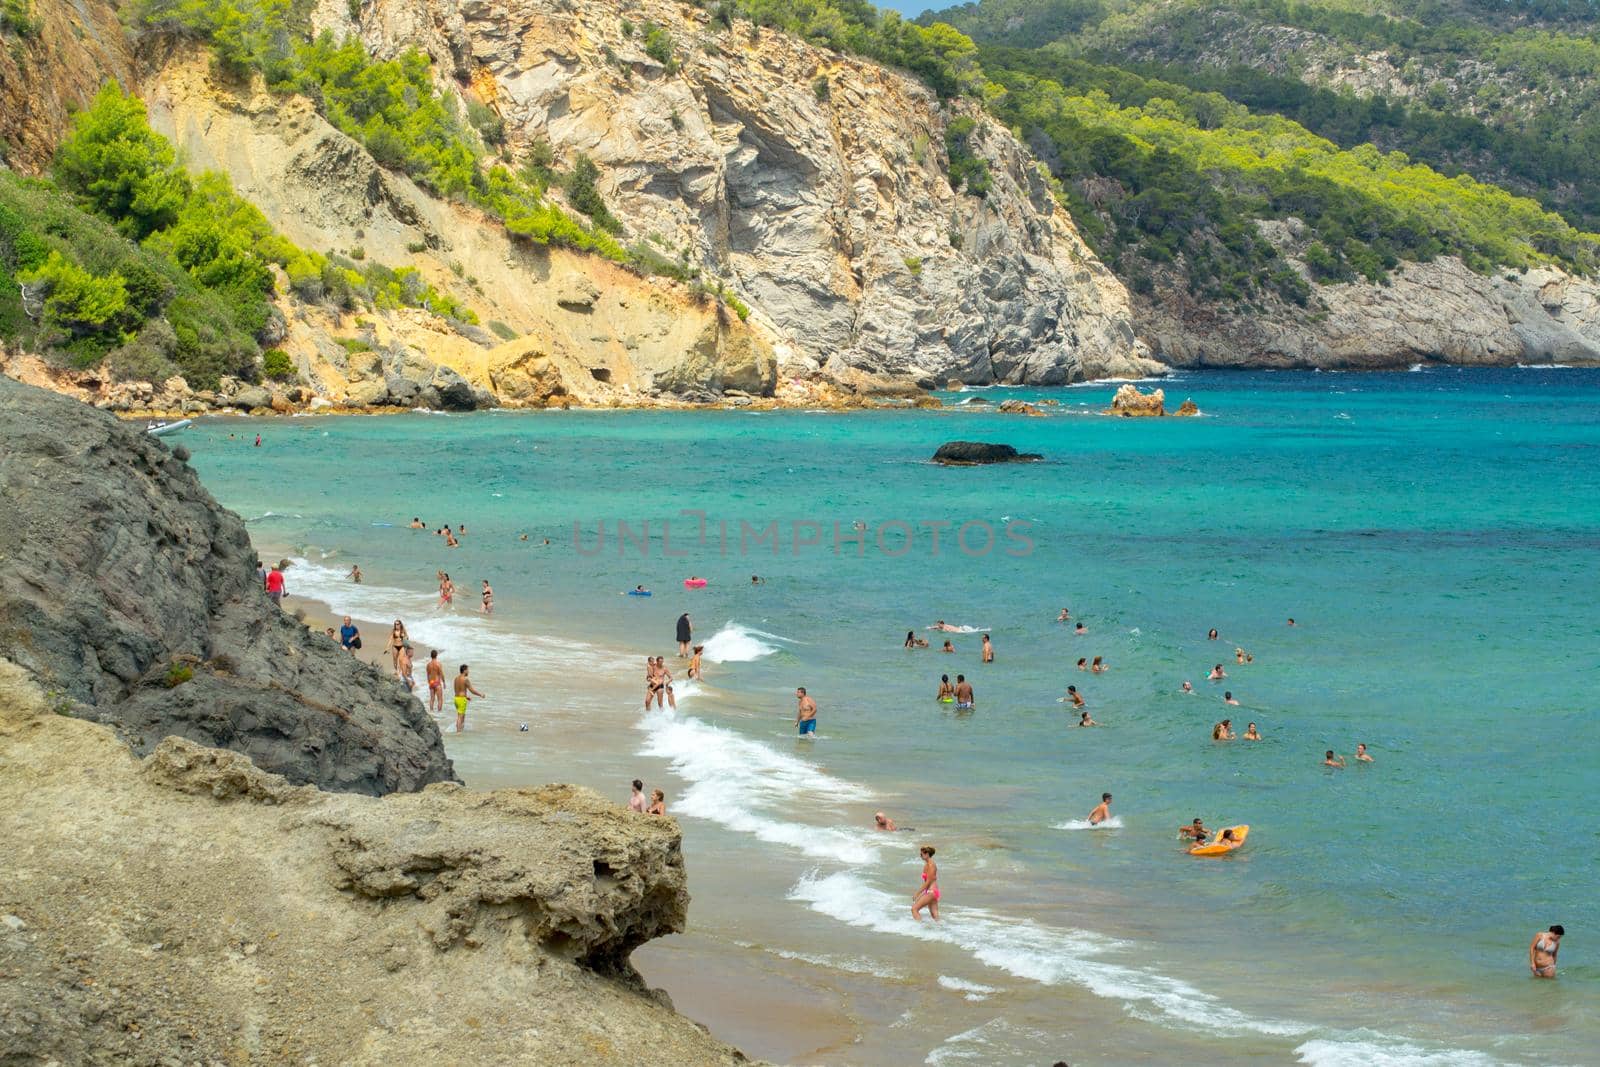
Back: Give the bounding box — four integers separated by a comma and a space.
932, 440, 1043, 464
0, 375, 457, 795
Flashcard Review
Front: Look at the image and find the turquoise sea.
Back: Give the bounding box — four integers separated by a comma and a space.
184, 368, 1599, 1065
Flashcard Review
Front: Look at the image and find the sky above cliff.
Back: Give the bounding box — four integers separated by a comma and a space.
879, 0, 938, 15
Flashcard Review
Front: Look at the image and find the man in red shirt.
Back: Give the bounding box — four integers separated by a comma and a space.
264, 564, 286, 606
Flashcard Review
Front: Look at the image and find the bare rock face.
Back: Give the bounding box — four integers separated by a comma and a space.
997, 398, 1044, 415
322, 0, 1158, 387
1108, 383, 1166, 416
932, 440, 1043, 464
0, 662, 751, 1065
1175, 397, 1200, 416
0, 376, 456, 795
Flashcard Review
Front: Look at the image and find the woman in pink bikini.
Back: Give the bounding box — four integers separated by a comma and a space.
912, 845, 941, 921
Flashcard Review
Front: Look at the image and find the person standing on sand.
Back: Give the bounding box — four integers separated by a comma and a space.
1530, 925, 1563, 978
981, 633, 994, 663
954, 675, 974, 709
264, 563, 286, 605
676, 612, 692, 657
1088, 792, 1112, 825
426, 651, 445, 714
388, 620, 408, 670
438, 573, 455, 608
480, 579, 493, 615
629, 779, 648, 813
453, 664, 484, 733
795, 687, 818, 736
912, 846, 940, 921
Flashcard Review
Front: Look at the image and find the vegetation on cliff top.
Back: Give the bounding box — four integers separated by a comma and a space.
934, 0, 1600, 231
0, 83, 476, 388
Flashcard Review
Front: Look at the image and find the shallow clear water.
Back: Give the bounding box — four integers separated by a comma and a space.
185, 368, 1600, 1065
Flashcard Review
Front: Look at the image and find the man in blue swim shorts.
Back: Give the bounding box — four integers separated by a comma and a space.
795, 686, 818, 736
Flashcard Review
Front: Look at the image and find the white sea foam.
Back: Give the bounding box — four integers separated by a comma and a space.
700, 622, 786, 662
788, 870, 1305, 1037
924, 1019, 1051, 1066
639, 711, 878, 865
937, 975, 999, 1000
1052, 816, 1124, 830
1295, 1038, 1503, 1067
731, 940, 904, 979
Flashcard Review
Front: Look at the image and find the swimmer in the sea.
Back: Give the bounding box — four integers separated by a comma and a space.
1074, 622, 1087, 636
1355, 743, 1373, 762
981, 634, 994, 663
1078, 710, 1098, 727
954, 675, 974, 709
1208, 628, 1219, 640
1057, 608, 1070, 622
1323, 750, 1346, 768
1223, 691, 1240, 706
911, 846, 940, 921
905, 630, 917, 649
873, 812, 899, 831
1194, 827, 1242, 854
1091, 655, 1106, 673
1287, 618, 1296, 627
937, 674, 955, 702
1077, 657, 1088, 671
1530, 925, 1563, 978
1212, 719, 1235, 741
1244, 722, 1261, 740
410, 517, 425, 529
1235, 647, 1246, 664
1209, 663, 1227, 680
1181, 680, 1194, 694
1064, 684, 1084, 709
1179, 818, 1209, 842
932, 620, 956, 632
1087, 792, 1112, 825
942, 640, 955, 653
480, 579, 493, 615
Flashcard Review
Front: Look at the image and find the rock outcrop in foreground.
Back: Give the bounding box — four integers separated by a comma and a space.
0, 375, 455, 794
0, 660, 749, 1065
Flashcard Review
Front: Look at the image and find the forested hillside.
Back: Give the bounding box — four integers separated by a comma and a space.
935, 0, 1600, 230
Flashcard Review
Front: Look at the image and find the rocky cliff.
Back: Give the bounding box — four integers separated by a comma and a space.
0, 374, 457, 794
0, 658, 751, 1065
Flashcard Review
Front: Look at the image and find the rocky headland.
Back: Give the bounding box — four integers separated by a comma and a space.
0, 376, 753, 1062
0, 375, 453, 794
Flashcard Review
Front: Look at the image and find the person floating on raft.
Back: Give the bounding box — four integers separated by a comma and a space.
1189, 825, 1248, 856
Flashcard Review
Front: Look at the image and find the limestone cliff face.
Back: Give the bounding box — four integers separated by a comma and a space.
1140, 237, 1600, 369
0, 660, 753, 1065
0, 0, 135, 173
311, 0, 1155, 386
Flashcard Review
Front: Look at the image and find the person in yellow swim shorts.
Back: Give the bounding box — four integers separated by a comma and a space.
452, 663, 485, 733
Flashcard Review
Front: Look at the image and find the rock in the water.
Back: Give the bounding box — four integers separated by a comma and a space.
1107, 383, 1166, 417
430, 366, 478, 410
997, 398, 1044, 415
1175, 398, 1200, 416
932, 440, 1043, 464
0, 377, 456, 795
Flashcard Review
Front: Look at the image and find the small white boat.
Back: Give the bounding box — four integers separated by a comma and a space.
146, 418, 192, 437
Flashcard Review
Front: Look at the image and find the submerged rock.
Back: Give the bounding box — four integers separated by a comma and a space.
932, 440, 1043, 464
0, 376, 456, 795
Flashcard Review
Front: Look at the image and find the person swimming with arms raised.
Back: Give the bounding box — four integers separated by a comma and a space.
1179, 817, 1209, 843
